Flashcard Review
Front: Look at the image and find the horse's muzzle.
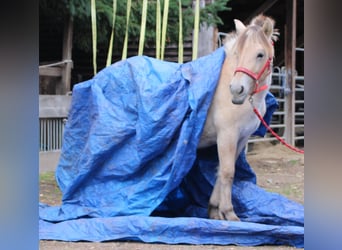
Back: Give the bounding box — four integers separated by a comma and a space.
230, 84, 247, 105
231, 95, 246, 105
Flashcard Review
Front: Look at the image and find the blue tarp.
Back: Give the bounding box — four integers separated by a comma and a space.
39, 47, 304, 247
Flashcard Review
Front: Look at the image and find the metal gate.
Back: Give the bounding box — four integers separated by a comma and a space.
39, 118, 67, 152
39, 95, 71, 152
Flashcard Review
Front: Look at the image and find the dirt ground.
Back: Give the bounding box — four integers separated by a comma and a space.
39, 141, 304, 250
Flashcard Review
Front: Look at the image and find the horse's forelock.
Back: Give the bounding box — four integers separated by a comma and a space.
235, 26, 260, 52
250, 14, 274, 29
252, 17, 265, 27
234, 26, 273, 56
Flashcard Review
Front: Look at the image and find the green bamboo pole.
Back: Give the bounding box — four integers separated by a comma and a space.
122, 0, 132, 60
106, 0, 117, 66
160, 0, 170, 60
91, 0, 97, 75
156, 0, 161, 59
178, 0, 183, 63
138, 0, 148, 55
192, 0, 200, 60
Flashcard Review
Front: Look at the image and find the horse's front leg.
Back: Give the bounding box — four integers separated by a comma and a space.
208, 175, 221, 219
208, 132, 240, 221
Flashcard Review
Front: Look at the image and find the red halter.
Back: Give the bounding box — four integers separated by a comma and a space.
234, 57, 272, 94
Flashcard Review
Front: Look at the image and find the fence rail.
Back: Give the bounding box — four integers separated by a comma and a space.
40, 118, 66, 151
39, 95, 71, 152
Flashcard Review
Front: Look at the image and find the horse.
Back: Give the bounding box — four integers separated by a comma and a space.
198, 14, 278, 221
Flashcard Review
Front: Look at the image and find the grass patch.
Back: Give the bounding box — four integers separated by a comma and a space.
39, 171, 56, 182
39, 171, 62, 205
286, 159, 301, 167
265, 184, 304, 204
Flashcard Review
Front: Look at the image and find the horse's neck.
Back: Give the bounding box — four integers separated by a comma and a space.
213, 58, 235, 103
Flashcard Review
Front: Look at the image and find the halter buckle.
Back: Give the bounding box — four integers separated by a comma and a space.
248, 96, 254, 106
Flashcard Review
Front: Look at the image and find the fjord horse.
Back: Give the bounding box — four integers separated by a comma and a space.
198, 15, 278, 221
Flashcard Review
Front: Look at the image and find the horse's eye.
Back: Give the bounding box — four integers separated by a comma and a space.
257, 52, 265, 59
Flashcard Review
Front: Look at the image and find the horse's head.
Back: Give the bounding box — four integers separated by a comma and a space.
228, 15, 277, 105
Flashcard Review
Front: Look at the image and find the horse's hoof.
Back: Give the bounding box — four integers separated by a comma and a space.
224, 212, 240, 221
219, 208, 240, 221
209, 206, 240, 221
208, 205, 220, 220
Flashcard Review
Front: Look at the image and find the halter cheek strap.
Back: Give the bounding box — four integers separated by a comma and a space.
234, 57, 272, 94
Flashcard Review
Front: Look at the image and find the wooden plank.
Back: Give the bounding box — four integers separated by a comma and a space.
276, 33, 304, 66
39, 95, 72, 118
198, 24, 216, 58
284, 0, 296, 145
59, 15, 73, 94
244, 0, 280, 24
39, 67, 62, 77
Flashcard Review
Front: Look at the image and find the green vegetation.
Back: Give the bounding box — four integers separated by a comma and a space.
40, 0, 230, 53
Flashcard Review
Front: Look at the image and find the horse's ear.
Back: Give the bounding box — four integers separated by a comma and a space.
250, 15, 278, 41
234, 19, 246, 35
262, 17, 275, 39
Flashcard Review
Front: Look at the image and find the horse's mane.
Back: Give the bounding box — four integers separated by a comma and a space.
223, 32, 238, 54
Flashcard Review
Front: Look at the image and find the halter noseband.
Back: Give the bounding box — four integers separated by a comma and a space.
234, 57, 272, 94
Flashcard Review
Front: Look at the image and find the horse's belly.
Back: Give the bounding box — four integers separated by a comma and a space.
198, 133, 217, 148
198, 123, 217, 148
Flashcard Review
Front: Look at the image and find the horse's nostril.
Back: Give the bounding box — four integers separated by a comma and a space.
238, 86, 244, 94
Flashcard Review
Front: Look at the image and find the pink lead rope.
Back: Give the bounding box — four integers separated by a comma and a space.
249, 97, 304, 154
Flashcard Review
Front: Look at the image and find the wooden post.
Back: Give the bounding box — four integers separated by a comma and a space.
58, 15, 73, 94
284, 0, 296, 145
196, 0, 216, 58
